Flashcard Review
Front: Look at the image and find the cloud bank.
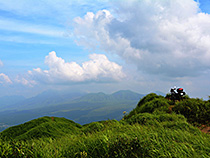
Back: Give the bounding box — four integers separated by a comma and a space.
0, 60, 12, 85
73, 0, 210, 78
0, 73, 12, 84
29, 51, 125, 84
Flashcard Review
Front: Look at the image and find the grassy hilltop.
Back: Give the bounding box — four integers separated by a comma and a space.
1, 93, 210, 157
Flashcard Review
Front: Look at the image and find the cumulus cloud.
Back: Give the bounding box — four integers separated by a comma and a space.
15, 75, 37, 87
29, 51, 125, 84
0, 60, 12, 85
73, 0, 210, 78
0, 73, 12, 84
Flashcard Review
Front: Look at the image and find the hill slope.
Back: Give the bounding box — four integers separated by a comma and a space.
1, 93, 210, 157
0, 116, 81, 140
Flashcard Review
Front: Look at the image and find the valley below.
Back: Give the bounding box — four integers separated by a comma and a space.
0, 90, 144, 131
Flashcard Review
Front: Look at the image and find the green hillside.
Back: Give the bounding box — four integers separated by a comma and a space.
0, 116, 81, 140
1, 93, 210, 157
126, 93, 210, 125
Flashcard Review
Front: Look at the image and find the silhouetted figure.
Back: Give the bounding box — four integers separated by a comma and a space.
170, 87, 186, 101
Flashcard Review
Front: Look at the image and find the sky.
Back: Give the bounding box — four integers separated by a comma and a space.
0, 0, 210, 99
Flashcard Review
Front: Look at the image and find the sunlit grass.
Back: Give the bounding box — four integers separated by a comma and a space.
1, 116, 210, 157
1, 93, 210, 157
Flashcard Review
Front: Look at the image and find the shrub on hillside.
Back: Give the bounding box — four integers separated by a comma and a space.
137, 93, 164, 107
82, 122, 105, 134
0, 117, 82, 141
137, 98, 170, 113
125, 94, 170, 119
124, 113, 186, 126
173, 98, 210, 124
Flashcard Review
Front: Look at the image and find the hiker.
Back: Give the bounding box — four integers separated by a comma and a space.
170, 86, 177, 101
177, 87, 186, 100
169, 86, 186, 101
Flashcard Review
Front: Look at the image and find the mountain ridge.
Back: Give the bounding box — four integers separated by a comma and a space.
74, 90, 144, 103
0, 90, 86, 111
0, 95, 26, 110
0, 90, 144, 129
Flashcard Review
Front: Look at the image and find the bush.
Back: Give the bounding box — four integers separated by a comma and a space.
124, 113, 186, 126
125, 93, 169, 119
137, 93, 164, 108
82, 122, 105, 134
138, 98, 170, 113
173, 98, 210, 124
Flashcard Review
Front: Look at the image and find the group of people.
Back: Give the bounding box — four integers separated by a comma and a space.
169, 86, 186, 101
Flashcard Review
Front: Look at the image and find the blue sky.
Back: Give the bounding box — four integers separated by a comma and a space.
0, 0, 210, 98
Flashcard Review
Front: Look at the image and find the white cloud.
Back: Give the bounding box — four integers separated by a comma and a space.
15, 76, 37, 87
29, 51, 125, 84
0, 73, 12, 84
0, 0, 111, 43
73, 0, 210, 78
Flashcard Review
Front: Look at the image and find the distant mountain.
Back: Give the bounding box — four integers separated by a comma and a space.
0, 90, 144, 127
74, 90, 144, 103
0, 95, 26, 110
0, 90, 86, 111
74, 92, 110, 102
112, 90, 143, 100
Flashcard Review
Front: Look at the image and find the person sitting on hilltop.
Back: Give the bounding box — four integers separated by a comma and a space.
169, 86, 186, 101
177, 88, 185, 96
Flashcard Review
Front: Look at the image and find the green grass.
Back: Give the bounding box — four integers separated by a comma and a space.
0, 116, 82, 140
1, 93, 210, 157
1, 117, 210, 158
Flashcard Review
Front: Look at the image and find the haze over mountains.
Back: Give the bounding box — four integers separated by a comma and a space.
0, 91, 85, 112
0, 95, 26, 110
0, 90, 151, 131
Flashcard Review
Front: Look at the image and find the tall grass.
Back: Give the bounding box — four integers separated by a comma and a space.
1, 116, 210, 158
1, 93, 210, 157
